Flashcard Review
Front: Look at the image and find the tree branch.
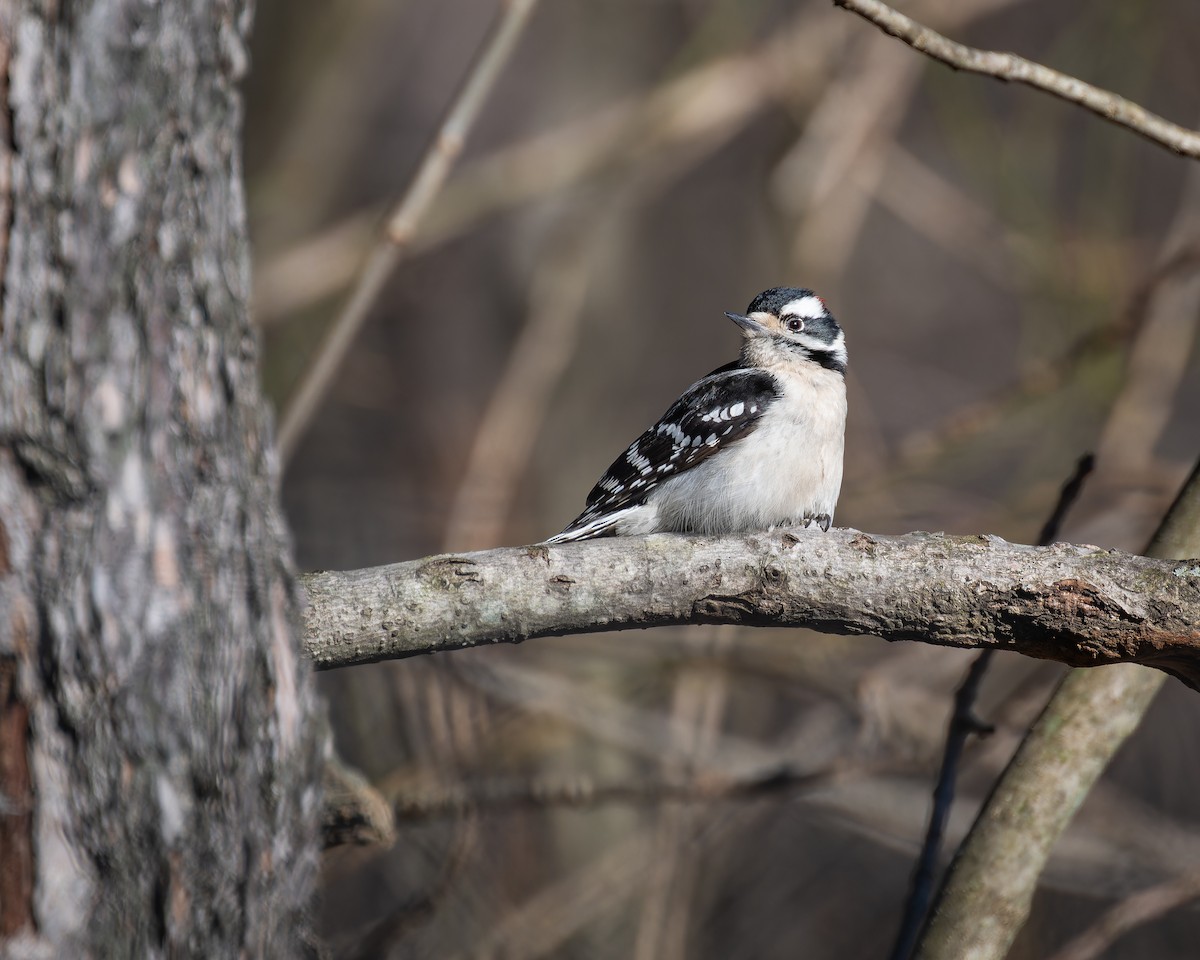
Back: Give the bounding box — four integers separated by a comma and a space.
834, 0, 1200, 161
300, 530, 1200, 687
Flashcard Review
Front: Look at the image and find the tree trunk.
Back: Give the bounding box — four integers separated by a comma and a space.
0, 1, 321, 954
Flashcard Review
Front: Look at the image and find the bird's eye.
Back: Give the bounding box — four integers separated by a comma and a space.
784, 317, 804, 333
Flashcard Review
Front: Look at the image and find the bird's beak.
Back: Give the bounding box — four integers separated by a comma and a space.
725, 311, 769, 337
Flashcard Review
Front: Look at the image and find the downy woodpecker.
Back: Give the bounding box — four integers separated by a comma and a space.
546, 287, 847, 542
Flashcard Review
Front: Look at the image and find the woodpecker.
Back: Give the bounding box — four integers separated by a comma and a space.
545, 286, 847, 543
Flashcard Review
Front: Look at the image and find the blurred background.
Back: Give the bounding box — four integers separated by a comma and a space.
245, 0, 1200, 956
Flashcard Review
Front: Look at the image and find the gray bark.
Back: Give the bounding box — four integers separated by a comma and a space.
301, 530, 1200, 688
0, 2, 321, 955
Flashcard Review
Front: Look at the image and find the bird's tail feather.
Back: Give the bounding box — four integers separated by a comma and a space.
542, 508, 630, 543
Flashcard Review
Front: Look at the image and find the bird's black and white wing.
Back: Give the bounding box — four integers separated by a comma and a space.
546, 366, 780, 542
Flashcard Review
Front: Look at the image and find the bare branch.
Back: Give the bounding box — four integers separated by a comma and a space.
1046, 874, 1200, 960
276, 0, 541, 464
834, 0, 1200, 160
391, 765, 850, 821
300, 529, 1200, 687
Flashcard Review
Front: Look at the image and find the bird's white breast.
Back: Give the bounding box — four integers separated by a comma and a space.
642, 363, 846, 534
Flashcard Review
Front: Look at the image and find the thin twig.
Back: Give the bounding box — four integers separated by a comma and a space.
444, 829, 657, 960
778, 0, 1040, 291
1046, 874, 1200, 960
392, 765, 851, 821
854, 244, 1200, 504
276, 0, 541, 465
872, 143, 1018, 288
256, 0, 1033, 329
255, 3, 844, 329
776, 29, 923, 287
889, 453, 1096, 960
441, 222, 593, 551
253, 211, 376, 326
834, 0, 1200, 160
1094, 167, 1200, 478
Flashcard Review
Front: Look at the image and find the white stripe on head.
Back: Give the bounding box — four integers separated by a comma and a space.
792, 329, 847, 365
780, 295, 826, 320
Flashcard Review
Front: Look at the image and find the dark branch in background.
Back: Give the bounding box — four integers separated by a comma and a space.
300, 529, 1200, 687
915, 457, 1200, 960
833, 0, 1200, 160
889, 453, 1095, 960
1037, 455, 1097, 547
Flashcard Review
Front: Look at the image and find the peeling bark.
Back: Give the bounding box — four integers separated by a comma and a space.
301, 531, 1200, 688
0, 1, 321, 954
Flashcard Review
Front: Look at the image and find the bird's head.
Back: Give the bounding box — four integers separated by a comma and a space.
725, 287, 846, 373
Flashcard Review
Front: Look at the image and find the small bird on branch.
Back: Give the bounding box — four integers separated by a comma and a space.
546, 287, 847, 542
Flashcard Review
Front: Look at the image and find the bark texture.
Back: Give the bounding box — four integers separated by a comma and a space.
300, 530, 1200, 686
0, 2, 321, 955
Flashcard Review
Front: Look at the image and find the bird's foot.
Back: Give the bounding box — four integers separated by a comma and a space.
780, 515, 832, 532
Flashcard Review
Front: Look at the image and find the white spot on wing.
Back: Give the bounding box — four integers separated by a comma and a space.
659, 422, 688, 445
628, 449, 653, 475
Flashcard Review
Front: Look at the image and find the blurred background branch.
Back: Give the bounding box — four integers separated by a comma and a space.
1045, 874, 1200, 960
276, 0, 542, 464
